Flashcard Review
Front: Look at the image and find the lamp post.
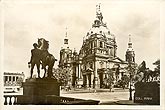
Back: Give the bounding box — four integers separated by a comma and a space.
128, 63, 132, 100
129, 71, 132, 100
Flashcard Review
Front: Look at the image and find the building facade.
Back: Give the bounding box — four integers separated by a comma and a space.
4, 72, 25, 92
59, 5, 136, 89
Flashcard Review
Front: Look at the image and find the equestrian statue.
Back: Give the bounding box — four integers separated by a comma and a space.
136, 61, 155, 82
28, 38, 57, 78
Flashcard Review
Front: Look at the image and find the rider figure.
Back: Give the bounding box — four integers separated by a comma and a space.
28, 43, 41, 78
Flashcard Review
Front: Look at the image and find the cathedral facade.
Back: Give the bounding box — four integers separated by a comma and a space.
59, 5, 136, 89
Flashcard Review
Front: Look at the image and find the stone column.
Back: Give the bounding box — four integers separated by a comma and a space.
96, 40, 98, 48
76, 66, 78, 78
11, 76, 13, 82
10, 76, 13, 85
78, 64, 81, 79
86, 74, 89, 87
102, 42, 104, 48
91, 74, 94, 88
94, 60, 98, 88
16, 76, 18, 81
105, 61, 107, 79
13, 76, 15, 81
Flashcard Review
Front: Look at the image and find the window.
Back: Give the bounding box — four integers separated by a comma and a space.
67, 54, 69, 59
90, 63, 93, 69
91, 42, 93, 49
4, 76, 7, 82
108, 31, 110, 35
100, 41, 103, 48
16, 77, 18, 81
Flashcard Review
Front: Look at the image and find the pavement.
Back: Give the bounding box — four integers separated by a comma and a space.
60, 88, 140, 105
114, 100, 144, 105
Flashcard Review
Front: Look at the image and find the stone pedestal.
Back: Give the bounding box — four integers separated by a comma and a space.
134, 82, 160, 105
17, 78, 60, 105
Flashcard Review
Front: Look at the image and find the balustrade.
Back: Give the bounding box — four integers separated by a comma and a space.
4, 95, 18, 105
4, 81, 21, 86
3, 95, 99, 105
60, 96, 76, 102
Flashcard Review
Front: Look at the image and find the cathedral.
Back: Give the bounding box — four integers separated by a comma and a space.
59, 4, 136, 89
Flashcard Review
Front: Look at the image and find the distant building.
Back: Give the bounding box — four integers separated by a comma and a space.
59, 4, 136, 88
4, 72, 25, 93
125, 37, 135, 63
59, 28, 81, 87
59, 28, 72, 68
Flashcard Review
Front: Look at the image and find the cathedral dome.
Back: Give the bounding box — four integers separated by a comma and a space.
85, 23, 115, 41
84, 4, 115, 41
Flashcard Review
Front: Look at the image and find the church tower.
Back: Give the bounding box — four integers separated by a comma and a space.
59, 28, 72, 68
125, 37, 135, 63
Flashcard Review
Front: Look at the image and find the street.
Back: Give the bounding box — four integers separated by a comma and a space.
61, 88, 132, 104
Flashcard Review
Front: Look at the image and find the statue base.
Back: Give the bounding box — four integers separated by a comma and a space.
18, 78, 60, 104
134, 82, 160, 105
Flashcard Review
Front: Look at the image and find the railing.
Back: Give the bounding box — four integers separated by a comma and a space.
60, 96, 81, 102
4, 95, 19, 105
4, 95, 100, 105
59, 96, 100, 105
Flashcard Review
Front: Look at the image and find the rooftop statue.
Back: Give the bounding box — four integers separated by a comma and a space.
28, 38, 57, 79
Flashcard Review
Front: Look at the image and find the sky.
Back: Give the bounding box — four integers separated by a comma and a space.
3, 1, 160, 77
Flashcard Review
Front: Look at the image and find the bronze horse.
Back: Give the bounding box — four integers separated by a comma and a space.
37, 38, 57, 78
136, 61, 154, 82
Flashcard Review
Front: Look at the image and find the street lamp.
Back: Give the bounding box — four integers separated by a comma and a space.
128, 64, 133, 100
